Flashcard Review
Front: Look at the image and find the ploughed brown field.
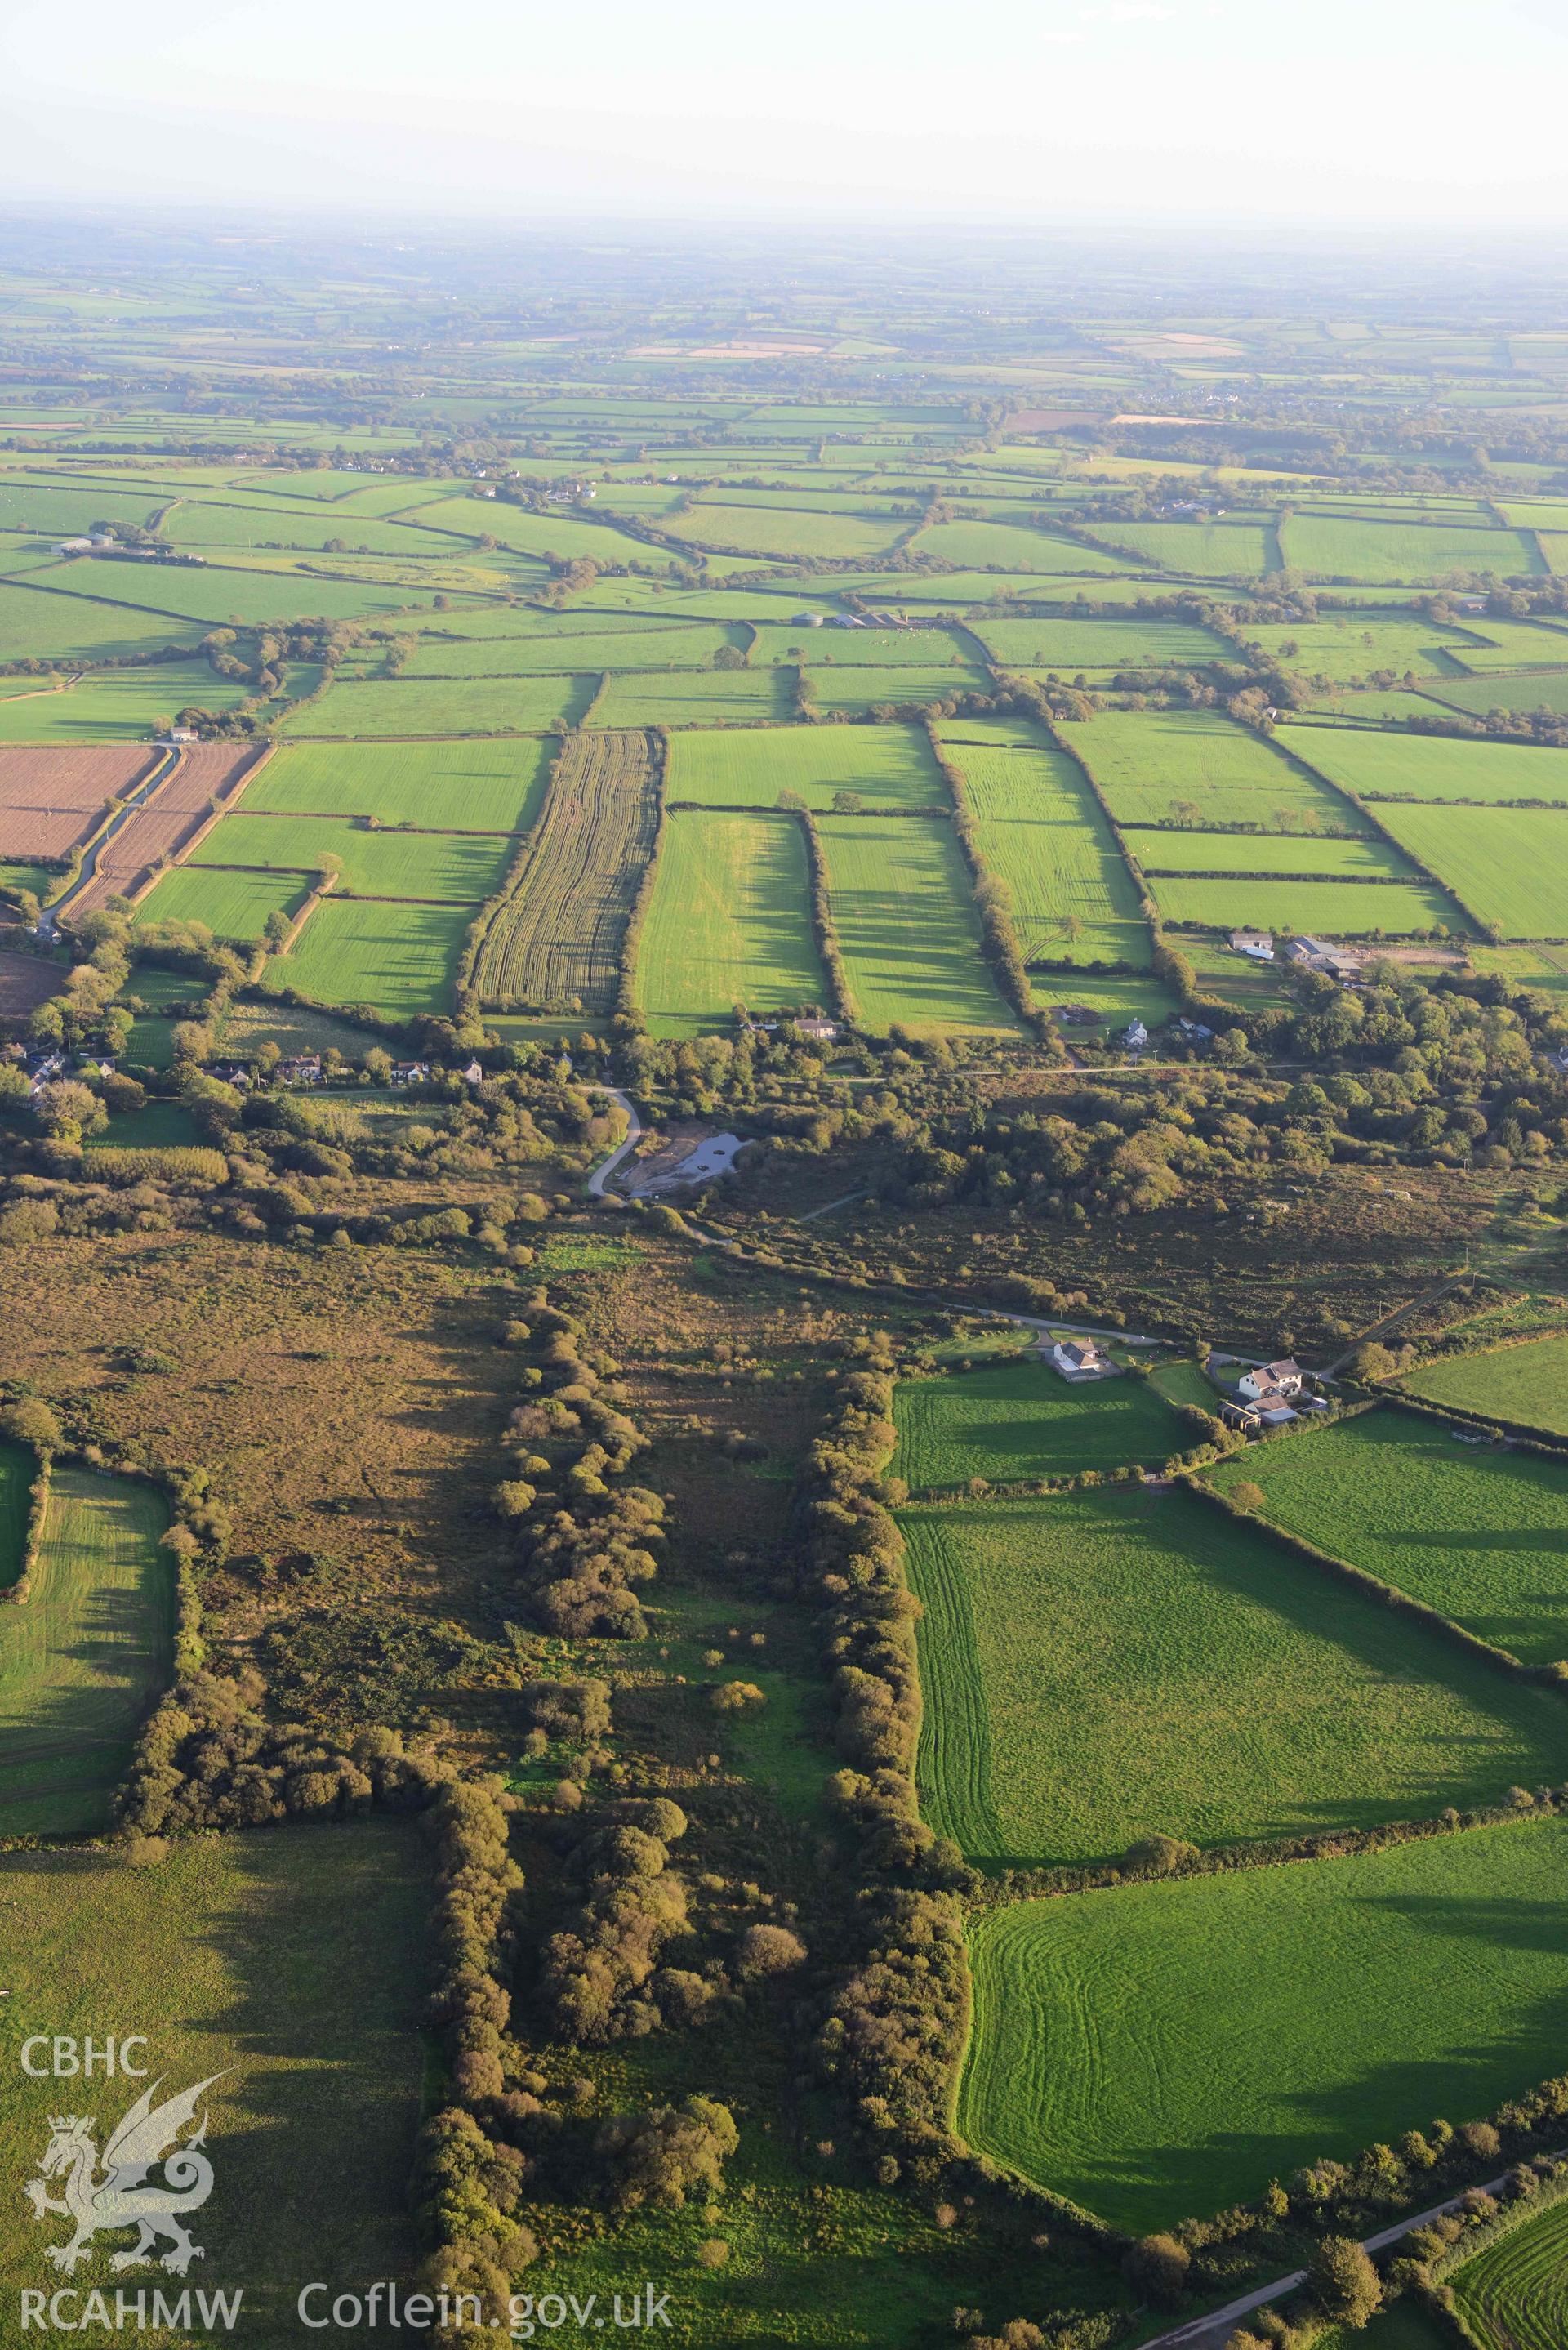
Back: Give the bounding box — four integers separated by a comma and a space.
0, 948, 60, 1014
70, 741, 269, 912
0, 744, 158, 860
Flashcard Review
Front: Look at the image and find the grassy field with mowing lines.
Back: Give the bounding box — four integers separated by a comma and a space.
1402, 1335, 1568, 1438
134, 864, 314, 941
244, 738, 552, 832
279, 672, 593, 736
0, 1466, 171, 1836
637, 810, 826, 1037
261, 894, 470, 1016
1210, 1411, 1568, 1666
1074, 707, 1370, 832
1152, 874, 1454, 933
0, 1824, 429, 2343
1279, 516, 1546, 581
817, 813, 1019, 1036
960, 1817, 1568, 2231
668, 721, 943, 811
891, 1358, 1180, 1488
188, 810, 512, 901
1450, 2192, 1568, 2350
474, 728, 659, 1013
900, 1482, 1568, 1867
938, 716, 1151, 965
1279, 724, 1568, 805
1370, 802, 1568, 935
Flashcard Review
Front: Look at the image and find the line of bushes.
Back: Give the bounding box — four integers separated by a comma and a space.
497, 1286, 665, 1639
0, 1409, 50, 1604
795, 806, 858, 1024
971, 1781, 1568, 1914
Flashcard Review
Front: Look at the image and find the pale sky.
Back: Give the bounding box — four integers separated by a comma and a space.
2, 0, 1566, 229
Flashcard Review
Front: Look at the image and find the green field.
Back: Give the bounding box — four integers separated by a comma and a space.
1132, 827, 1419, 877
1279, 516, 1546, 582
972, 616, 1226, 669
1444, 619, 1568, 670
1370, 802, 1568, 935
1074, 707, 1369, 832
1403, 1335, 1568, 1438
586, 668, 794, 727
637, 811, 826, 1037
279, 672, 592, 736
134, 866, 314, 942
37, 560, 454, 626
189, 811, 512, 901
668, 721, 944, 811
938, 717, 1151, 965
817, 813, 1019, 1036
1245, 618, 1481, 682
960, 1817, 1568, 2230
1279, 724, 1568, 806
262, 894, 470, 1015
892, 1358, 1180, 1488
669, 501, 901, 561
243, 738, 553, 832
1450, 2191, 1568, 2350
0, 1466, 172, 1836
908, 520, 1132, 572
402, 620, 737, 673
0, 580, 204, 662
0, 1824, 428, 2343
1151, 873, 1454, 933
808, 662, 989, 712
1428, 670, 1568, 717
412, 495, 664, 569
0, 659, 249, 742
901, 1482, 1568, 1867
1080, 519, 1277, 577
751, 624, 974, 667
1210, 1411, 1568, 1666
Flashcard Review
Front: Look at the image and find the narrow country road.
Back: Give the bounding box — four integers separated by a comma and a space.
585, 1085, 643, 1197
1139, 2158, 1562, 2350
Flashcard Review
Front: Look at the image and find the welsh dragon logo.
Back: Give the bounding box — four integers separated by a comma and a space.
24, 2073, 227, 2276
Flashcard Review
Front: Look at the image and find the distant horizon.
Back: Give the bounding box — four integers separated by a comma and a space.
4, 0, 1567, 233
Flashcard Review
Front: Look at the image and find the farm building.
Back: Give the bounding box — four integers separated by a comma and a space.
1049, 1338, 1114, 1380
1239, 1358, 1304, 1402
1231, 929, 1274, 961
